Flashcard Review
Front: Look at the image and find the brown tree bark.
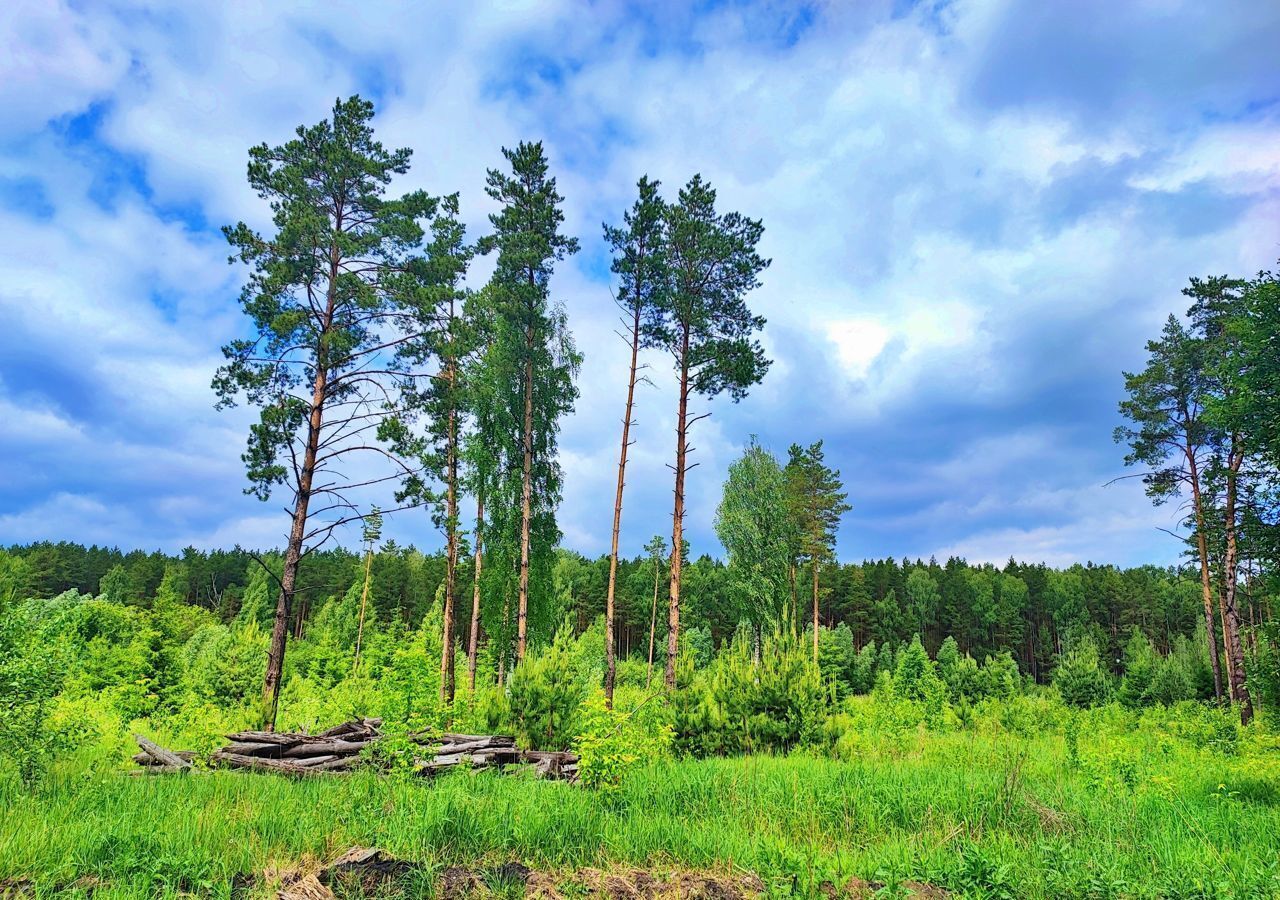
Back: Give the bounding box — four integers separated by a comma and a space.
665, 326, 690, 689
517, 327, 534, 661
646, 550, 661, 689
466, 494, 485, 692
812, 558, 820, 665
1186, 447, 1225, 701
1221, 442, 1253, 725
604, 305, 644, 707
262, 235, 339, 731
440, 355, 459, 704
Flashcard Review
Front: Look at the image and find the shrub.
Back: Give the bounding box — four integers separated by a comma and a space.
507, 628, 586, 750
574, 689, 673, 792
1054, 637, 1111, 708
675, 628, 826, 756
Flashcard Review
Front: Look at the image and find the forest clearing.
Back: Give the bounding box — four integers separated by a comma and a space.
4, 4, 1280, 899
3, 706, 1279, 899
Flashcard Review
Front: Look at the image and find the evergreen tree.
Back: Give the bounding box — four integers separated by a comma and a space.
784, 440, 851, 662
478, 141, 580, 664
654, 175, 770, 687
213, 96, 435, 729
387, 195, 476, 703
601, 177, 668, 705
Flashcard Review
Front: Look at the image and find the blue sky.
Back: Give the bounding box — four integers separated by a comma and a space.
2, 0, 1278, 567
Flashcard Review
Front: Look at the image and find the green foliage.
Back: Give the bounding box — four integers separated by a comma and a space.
573, 689, 673, 793
715, 438, 793, 627
675, 629, 826, 756
1054, 637, 1112, 708
506, 629, 586, 750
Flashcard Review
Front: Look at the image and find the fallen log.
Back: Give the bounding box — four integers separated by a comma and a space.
290, 754, 340, 767
134, 735, 192, 770
132, 750, 196, 766
224, 730, 302, 745
281, 739, 371, 758
211, 751, 329, 777
128, 764, 191, 776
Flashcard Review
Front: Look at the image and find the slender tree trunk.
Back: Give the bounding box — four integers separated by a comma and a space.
1221, 445, 1253, 725
262, 241, 338, 731
789, 563, 798, 638
467, 494, 485, 691
812, 557, 820, 665
517, 326, 534, 661
1187, 450, 1225, 701
604, 307, 643, 707
647, 554, 661, 689
353, 547, 373, 673
440, 357, 459, 704
665, 326, 690, 689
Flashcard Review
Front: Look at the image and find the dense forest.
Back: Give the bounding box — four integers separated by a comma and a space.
2, 537, 1267, 687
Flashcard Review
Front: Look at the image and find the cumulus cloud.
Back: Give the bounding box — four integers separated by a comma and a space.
1, 0, 1278, 567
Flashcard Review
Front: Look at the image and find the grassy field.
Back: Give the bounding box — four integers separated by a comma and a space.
2, 726, 1278, 900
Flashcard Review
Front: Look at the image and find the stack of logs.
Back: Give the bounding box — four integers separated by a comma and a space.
131, 718, 578, 781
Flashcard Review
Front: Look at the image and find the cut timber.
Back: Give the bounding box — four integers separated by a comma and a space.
225, 741, 286, 756
290, 754, 340, 767
134, 735, 192, 770
132, 750, 195, 766
224, 730, 302, 745
211, 751, 328, 777
281, 739, 370, 757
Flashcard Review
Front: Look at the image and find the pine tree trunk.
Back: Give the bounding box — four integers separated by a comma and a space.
812, 558, 820, 665
262, 249, 336, 731
647, 554, 661, 689
1221, 445, 1253, 725
665, 326, 690, 689
517, 326, 535, 661
467, 494, 485, 691
440, 359, 459, 704
605, 308, 643, 707
1187, 448, 1225, 700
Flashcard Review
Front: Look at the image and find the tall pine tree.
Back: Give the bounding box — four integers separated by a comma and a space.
654, 175, 770, 688
213, 97, 434, 729
479, 142, 580, 665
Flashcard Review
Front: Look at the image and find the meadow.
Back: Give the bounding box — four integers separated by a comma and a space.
3, 698, 1279, 900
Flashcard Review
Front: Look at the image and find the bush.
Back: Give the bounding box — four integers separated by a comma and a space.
507, 628, 586, 750
574, 689, 673, 792
674, 628, 827, 756
1054, 637, 1111, 708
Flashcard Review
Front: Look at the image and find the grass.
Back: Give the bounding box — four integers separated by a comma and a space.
1, 727, 1278, 899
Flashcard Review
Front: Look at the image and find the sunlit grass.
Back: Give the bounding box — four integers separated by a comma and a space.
1, 727, 1277, 898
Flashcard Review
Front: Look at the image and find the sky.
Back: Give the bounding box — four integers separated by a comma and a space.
1, 0, 1279, 568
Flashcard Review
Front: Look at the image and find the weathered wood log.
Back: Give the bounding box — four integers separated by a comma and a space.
224, 741, 286, 756
134, 735, 192, 770
318, 718, 382, 739
211, 751, 325, 777
289, 754, 340, 767
224, 731, 301, 745
307, 755, 361, 772
435, 737, 515, 755
409, 730, 515, 746
128, 764, 190, 776
132, 750, 196, 766
281, 739, 370, 758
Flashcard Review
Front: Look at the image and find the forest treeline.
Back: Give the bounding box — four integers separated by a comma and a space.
2, 538, 1268, 687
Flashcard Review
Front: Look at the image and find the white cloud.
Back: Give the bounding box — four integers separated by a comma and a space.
1, 0, 1277, 568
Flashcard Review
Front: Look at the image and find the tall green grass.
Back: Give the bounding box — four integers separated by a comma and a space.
2, 728, 1277, 898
